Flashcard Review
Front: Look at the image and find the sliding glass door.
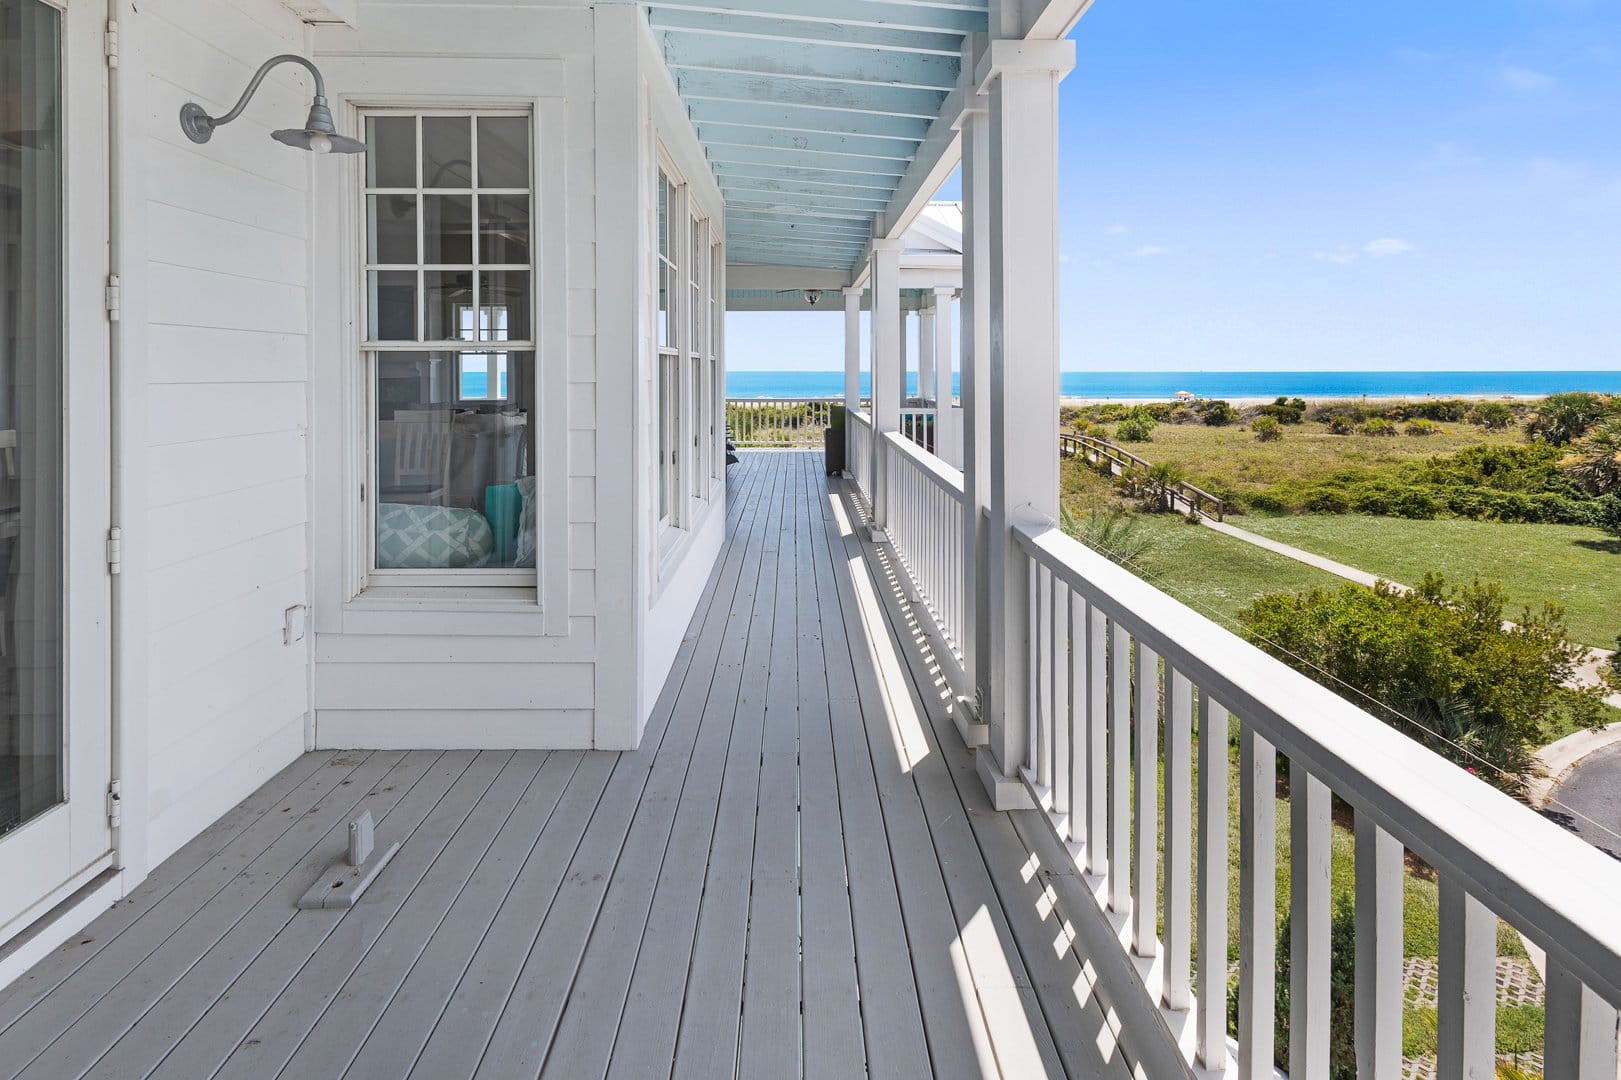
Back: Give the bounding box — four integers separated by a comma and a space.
0, 0, 113, 939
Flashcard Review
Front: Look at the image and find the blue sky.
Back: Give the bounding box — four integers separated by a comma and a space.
727, 0, 1621, 372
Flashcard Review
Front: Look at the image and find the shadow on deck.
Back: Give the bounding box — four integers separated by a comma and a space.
0, 451, 1133, 1080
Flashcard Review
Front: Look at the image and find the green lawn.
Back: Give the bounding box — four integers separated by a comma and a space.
1236, 514, 1620, 648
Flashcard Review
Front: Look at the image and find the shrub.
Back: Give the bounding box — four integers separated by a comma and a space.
1229, 899, 1358, 1078
1115, 408, 1157, 443
1326, 415, 1356, 436
1600, 493, 1621, 538
1405, 419, 1442, 436
1469, 401, 1516, 430
1253, 416, 1283, 442
1525, 391, 1616, 446
1360, 417, 1397, 437
1394, 398, 1471, 422
1197, 399, 1236, 426
1061, 504, 1150, 566
1240, 574, 1606, 785
1258, 395, 1307, 424
1141, 461, 1188, 512
1560, 418, 1621, 496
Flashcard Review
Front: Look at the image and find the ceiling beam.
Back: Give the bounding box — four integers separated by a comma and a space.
725, 264, 855, 290
648, 9, 964, 56
688, 100, 932, 142
719, 181, 890, 211
677, 69, 947, 119
722, 197, 880, 221
707, 144, 910, 175
713, 165, 897, 194
662, 33, 960, 91
727, 231, 870, 251
696, 123, 917, 161
644, 0, 987, 36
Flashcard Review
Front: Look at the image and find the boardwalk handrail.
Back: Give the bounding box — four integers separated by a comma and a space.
1011, 518, 1621, 1075
1060, 432, 1227, 521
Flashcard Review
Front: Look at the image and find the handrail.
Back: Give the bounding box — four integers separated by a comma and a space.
1011, 517, 1621, 1073
880, 429, 962, 496
1060, 432, 1227, 521
879, 430, 966, 660
726, 397, 840, 448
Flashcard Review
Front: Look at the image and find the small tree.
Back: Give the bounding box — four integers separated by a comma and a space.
1470, 401, 1515, 430
1526, 391, 1616, 446
1116, 407, 1157, 443
1198, 399, 1237, 426
1560, 418, 1621, 496
1253, 416, 1283, 442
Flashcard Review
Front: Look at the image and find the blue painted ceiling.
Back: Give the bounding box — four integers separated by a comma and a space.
647, 0, 985, 273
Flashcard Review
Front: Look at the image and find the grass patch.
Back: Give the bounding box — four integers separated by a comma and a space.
1402, 1005, 1545, 1057
1235, 514, 1620, 648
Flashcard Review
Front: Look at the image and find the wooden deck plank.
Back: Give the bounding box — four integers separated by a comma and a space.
541, 456, 779, 1079
0, 751, 349, 1042
471, 457, 779, 1080
0, 751, 412, 1080
0, 752, 336, 1034
670, 455, 790, 1080
792, 453, 868, 1079
599, 459, 773, 1080
807, 469, 935, 1080
332, 751, 584, 1080
92, 751, 463, 1080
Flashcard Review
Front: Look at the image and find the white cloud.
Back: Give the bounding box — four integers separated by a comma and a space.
1125, 244, 1168, 258
1363, 237, 1418, 258
1105, 223, 1129, 235
1500, 65, 1556, 92
1313, 238, 1419, 264
1058, 253, 1072, 263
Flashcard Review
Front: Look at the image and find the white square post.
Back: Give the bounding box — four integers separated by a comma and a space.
958, 35, 993, 727
918, 299, 936, 406
843, 286, 862, 414
979, 36, 1075, 805
869, 239, 903, 536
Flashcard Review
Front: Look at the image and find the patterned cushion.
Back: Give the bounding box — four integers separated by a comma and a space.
514, 476, 537, 568
376, 503, 493, 569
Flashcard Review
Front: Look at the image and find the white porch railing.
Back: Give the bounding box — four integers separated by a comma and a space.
848, 409, 873, 496
899, 407, 936, 454
880, 431, 965, 662
1011, 521, 1621, 1078
726, 397, 838, 447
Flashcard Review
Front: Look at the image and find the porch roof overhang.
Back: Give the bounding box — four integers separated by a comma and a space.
648, 0, 1093, 284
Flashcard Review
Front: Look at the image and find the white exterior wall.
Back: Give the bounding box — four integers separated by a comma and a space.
298, 2, 724, 751
131, 0, 316, 867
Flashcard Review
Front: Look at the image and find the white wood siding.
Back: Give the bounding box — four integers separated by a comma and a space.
134, 0, 315, 867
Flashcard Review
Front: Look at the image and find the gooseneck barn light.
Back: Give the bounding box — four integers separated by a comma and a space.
179, 54, 363, 154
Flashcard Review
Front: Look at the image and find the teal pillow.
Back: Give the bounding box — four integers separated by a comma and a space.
376, 504, 493, 569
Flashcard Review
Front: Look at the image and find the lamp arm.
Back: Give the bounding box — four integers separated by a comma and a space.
205, 54, 328, 131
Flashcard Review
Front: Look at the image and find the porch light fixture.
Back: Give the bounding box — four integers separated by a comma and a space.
804, 289, 823, 307
179, 54, 362, 154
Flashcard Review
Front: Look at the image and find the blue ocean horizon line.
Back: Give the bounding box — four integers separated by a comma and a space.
725, 370, 1621, 400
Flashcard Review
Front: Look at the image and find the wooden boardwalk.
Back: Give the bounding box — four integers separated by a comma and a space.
0, 452, 1131, 1080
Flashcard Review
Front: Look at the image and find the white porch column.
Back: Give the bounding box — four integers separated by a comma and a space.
898, 307, 911, 405
980, 37, 1075, 805
869, 239, 903, 535
933, 286, 962, 467
918, 300, 937, 406
842, 286, 861, 413
958, 43, 993, 731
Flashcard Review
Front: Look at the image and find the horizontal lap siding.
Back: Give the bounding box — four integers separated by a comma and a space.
309, 4, 604, 747
138, 0, 313, 866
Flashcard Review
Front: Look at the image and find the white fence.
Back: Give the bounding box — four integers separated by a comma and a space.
880, 431, 966, 663
1011, 520, 1621, 1077
726, 397, 838, 447
848, 410, 873, 498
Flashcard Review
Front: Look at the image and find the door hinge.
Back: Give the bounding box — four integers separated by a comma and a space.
359, 482, 366, 503
104, 20, 120, 67
106, 779, 123, 828
104, 274, 122, 321
106, 525, 123, 575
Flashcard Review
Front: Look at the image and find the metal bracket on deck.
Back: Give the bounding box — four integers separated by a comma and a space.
297, 811, 400, 909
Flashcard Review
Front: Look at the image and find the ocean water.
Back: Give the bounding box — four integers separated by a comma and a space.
725, 370, 1621, 400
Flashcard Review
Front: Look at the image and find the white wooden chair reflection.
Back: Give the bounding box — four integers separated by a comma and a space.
381, 411, 454, 506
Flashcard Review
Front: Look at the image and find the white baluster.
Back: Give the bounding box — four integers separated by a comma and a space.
1163, 668, 1193, 1008
1437, 879, 1495, 1079
1109, 621, 1131, 913
1087, 604, 1108, 876
1544, 961, 1620, 1080
1238, 724, 1276, 1079
1197, 695, 1230, 1069
1289, 763, 1331, 1078
1355, 815, 1403, 1079
1133, 639, 1159, 957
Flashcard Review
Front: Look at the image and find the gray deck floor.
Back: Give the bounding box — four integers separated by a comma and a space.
0, 451, 1131, 1079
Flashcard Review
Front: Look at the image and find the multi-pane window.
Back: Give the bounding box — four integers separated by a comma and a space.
689, 218, 707, 501
710, 239, 722, 483
656, 168, 681, 526
363, 111, 538, 576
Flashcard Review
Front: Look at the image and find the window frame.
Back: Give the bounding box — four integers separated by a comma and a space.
655, 161, 683, 532
358, 106, 539, 588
